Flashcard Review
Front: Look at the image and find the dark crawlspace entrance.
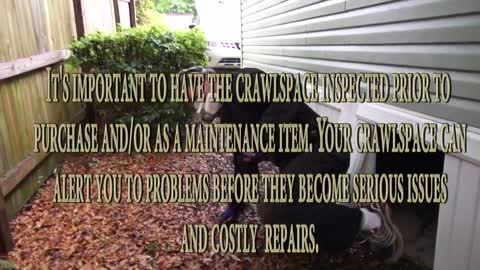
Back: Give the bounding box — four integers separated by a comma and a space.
376, 128, 445, 269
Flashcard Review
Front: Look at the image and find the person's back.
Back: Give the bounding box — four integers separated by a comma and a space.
179, 65, 405, 263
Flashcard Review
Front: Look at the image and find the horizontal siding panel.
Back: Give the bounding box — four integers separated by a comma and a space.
241, 0, 264, 10
243, 52, 480, 100
242, 0, 286, 16
245, 65, 480, 128
243, 44, 480, 72
243, 59, 309, 73
346, 0, 397, 10
390, 98, 480, 128
244, 33, 307, 46
243, 0, 480, 38
243, 14, 480, 45
245, 58, 480, 128
243, 61, 480, 128
243, 0, 334, 26
243, 0, 344, 31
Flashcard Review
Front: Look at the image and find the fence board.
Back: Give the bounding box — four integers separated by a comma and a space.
0, 0, 135, 251
80, 0, 117, 34
113, 0, 121, 25
0, 0, 83, 215
0, 49, 70, 80
129, 0, 136, 27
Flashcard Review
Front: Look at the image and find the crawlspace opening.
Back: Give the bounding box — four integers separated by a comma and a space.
375, 130, 445, 269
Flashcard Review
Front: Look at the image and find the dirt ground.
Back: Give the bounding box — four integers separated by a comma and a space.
5, 152, 430, 270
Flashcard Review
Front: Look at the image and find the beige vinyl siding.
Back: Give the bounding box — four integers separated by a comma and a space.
241, 1, 480, 270
241, 0, 480, 128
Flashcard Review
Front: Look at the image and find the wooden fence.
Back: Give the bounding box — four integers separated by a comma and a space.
74, 0, 136, 37
0, 0, 136, 254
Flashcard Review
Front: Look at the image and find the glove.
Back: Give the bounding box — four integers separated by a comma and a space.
237, 152, 266, 163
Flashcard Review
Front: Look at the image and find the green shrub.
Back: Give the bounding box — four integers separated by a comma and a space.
69, 25, 208, 73
145, 9, 167, 26
136, 0, 155, 25
136, 0, 168, 26
154, 0, 195, 14
68, 25, 208, 131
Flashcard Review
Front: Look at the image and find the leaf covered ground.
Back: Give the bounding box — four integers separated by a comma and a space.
6, 152, 430, 270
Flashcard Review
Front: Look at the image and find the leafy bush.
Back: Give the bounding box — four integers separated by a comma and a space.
145, 9, 167, 26
69, 25, 208, 73
68, 25, 208, 130
136, 0, 169, 26
136, 0, 155, 25
154, 0, 195, 14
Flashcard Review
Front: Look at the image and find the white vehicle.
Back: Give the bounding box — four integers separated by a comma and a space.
190, 0, 241, 69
